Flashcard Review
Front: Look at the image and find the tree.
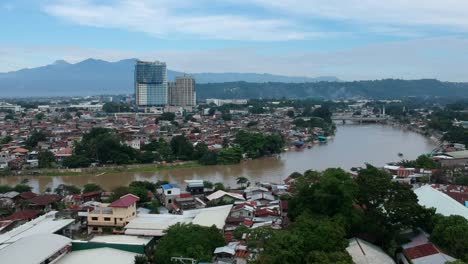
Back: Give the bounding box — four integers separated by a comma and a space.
63, 155, 91, 168
203, 181, 213, 189
35, 112, 45, 120
136, 151, 155, 164
109, 186, 131, 202
54, 184, 81, 196
415, 155, 438, 169
158, 112, 176, 122
0, 135, 13, 145
0, 185, 13, 193
170, 135, 194, 160
235, 130, 284, 159
25, 130, 46, 149
134, 255, 148, 264
221, 112, 232, 121
286, 110, 295, 118
13, 184, 32, 193
82, 183, 103, 193
199, 151, 218, 165
103, 102, 130, 113
213, 182, 227, 191
431, 215, 468, 261
193, 143, 209, 160
147, 200, 160, 214
129, 181, 157, 193
217, 147, 242, 164
154, 223, 225, 264
234, 225, 250, 239
236, 176, 249, 189
38, 150, 55, 168
141, 138, 173, 162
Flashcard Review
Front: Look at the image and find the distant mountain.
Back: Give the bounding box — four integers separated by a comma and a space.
0, 59, 339, 97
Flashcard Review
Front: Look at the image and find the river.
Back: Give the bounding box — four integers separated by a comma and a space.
0, 124, 437, 192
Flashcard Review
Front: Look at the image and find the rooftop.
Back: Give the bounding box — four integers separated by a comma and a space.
414, 185, 468, 219
346, 238, 395, 264
0, 234, 71, 264
56, 247, 138, 264
108, 194, 139, 208
161, 183, 179, 190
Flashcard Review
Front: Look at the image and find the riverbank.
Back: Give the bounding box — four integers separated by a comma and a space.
1, 161, 203, 177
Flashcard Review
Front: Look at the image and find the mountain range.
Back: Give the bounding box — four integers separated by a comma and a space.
0, 59, 339, 97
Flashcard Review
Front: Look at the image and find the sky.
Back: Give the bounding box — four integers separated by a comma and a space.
2, 0, 468, 81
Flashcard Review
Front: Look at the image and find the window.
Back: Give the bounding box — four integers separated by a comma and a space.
167, 190, 172, 195
104, 217, 111, 221
91, 217, 98, 221
168, 199, 172, 204
93, 227, 98, 231
120, 218, 123, 221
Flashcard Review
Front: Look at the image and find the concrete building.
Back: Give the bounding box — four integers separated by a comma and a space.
168, 76, 196, 110
87, 194, 139, 234
135, 60, 168, 107
0, 102, 21, 112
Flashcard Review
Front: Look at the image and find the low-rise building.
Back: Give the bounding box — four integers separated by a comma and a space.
87, 194, 139, 234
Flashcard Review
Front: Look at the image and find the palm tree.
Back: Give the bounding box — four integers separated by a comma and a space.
236, 176, 249, 189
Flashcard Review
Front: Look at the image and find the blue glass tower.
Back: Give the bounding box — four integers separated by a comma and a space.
135, 60, 168, 106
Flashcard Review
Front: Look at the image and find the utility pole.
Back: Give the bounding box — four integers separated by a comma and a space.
170, 257, 196, 264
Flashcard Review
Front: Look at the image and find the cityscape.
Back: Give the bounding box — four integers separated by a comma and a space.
1, 1, 468, 264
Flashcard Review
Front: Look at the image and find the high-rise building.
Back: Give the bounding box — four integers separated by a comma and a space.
134, 60, 168, 106
168, 76, 196, 109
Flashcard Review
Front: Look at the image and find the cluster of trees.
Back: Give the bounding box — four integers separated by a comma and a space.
235, 130, 284, 159
153, 223, 225, 264
0, 183, 33, 193
397, 154, 439, 169
102, 102, 131, 113
246, 165, 438, 263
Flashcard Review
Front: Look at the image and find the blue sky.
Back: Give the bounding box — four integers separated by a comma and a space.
2, 0, 468, 81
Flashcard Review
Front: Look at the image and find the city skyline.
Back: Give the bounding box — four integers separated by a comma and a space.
2, 1, 468, 81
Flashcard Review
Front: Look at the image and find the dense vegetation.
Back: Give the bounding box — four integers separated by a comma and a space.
196, 79, 468, 100
235, 131, 284, 159
154, 223, 225, 264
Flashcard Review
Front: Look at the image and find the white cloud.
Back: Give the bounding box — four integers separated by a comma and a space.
2, 37, 468, 81
42, 0, 333, 41
248, 0, 468, 31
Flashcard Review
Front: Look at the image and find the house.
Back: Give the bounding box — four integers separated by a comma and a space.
230, 204, 255, 218
206, 190, 245, 204
399, 232, 456, 264
27, 194, 61, 211
87, 194, 139, 234
185, 179, 205, 195
160, 184, 181, 208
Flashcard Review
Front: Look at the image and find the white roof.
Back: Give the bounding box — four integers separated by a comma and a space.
89, 235, 152, 245
414, 185, 468, 219
0, 234, 71, 264
125, 205, 233, 236
411, 253, 455, 264
346, 238, 395, 264
214, 246, 235, 255
206, 190, 245, 201
56, 247, 138, 264
0, 211, 74, 245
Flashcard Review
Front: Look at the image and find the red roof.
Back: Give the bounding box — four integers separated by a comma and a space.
180, 193, 192, 199
28, 194, 60, 206
109, 194, 139, 208
20, 191, 37, 200
404, 243, 441, 260
81, 191, 102, 198
5, 210, 41, 221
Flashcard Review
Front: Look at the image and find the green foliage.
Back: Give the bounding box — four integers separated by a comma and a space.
286, 110, 295, 118
25, 130, 46, 149
0, 135, 13, 145
74, 128, 136, 164
199, 151, 218, 165
234, 225, 250, 239
235, 130, 284, 159
213, 182, 227, 191
110, 186, 132, 202
203, 181, 213, 189
54, 184, 81, 196
154, 223, 225, 264
0, 185, 13, 193
129, 181, 157, 193
141, 138, 173, 162
63, 155, 91, 168
217, 147, 243, 164
102, 102, 130, 113
147, 200, 160, 214
236, 176, 249, 188
136, 151, 155, 164
82, 183, 102, 193
157, 112, 176, 122
221, 112, 232, 121
134, 255, 147, 264
431, 215, 468, 261
35, 112, 45, 120
13, 184, 32, 193
258, 215, 352, 264
110, 182, 152, 203
38, 150, 55, 168
170, 135, 194, 160
289, 168, 357, 220
415, 155, 438, 169
193, 143, 209, 160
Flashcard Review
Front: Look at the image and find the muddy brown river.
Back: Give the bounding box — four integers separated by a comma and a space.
0, 124, 437, 192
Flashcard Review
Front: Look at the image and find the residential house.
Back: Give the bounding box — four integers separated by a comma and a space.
160, 184, 181, 209
206, 190, 245, 205
87, 194, 139, 234
185, 180, 205, 195
27, 194, 61, 211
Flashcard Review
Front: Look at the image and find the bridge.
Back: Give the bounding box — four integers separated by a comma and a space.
331, 114, 389, 123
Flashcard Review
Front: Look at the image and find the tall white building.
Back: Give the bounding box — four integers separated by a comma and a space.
168, 76, 196, 110
134, 60, 168, 107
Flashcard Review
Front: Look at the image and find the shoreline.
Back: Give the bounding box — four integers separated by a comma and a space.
1, 161, 203, 178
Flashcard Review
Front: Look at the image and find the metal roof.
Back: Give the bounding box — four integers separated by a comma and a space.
56, 247, 138, 264
414, 185, 468, 219
0, 234, 71, 264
